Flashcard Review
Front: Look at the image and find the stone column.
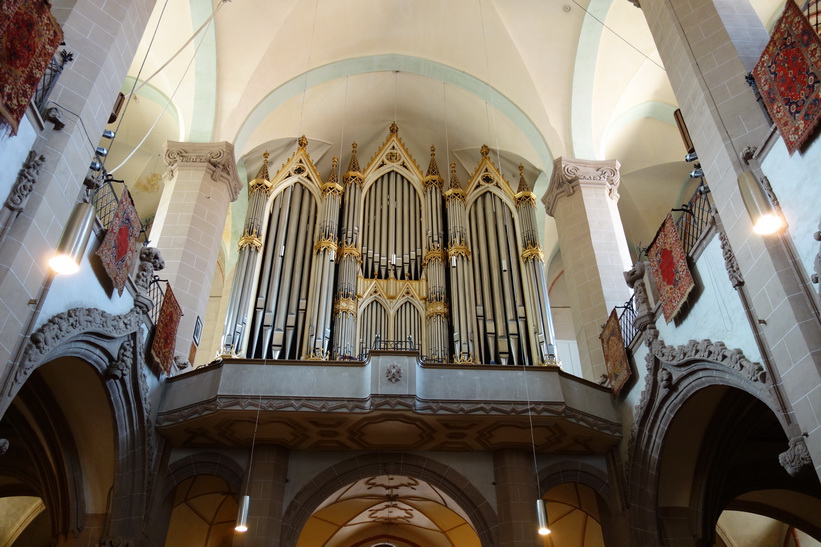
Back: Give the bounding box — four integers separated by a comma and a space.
152, 141, 242, 367
542, 157, 632, 381
237, 445, 289, 547
636, 0, 821, 479
493, 449, 541, 546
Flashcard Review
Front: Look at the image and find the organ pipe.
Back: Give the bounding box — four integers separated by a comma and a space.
220, 152, 271, 356
226, 126, 554, 368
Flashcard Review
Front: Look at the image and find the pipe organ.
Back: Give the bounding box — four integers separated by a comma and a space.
221, 125, 555, 365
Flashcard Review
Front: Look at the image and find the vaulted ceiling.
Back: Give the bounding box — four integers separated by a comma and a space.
103, 0, 784, 270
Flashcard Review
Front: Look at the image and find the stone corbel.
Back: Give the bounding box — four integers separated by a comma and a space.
778, 436, 812, 478
624, 261, 654, 332
542, 157, 621, 217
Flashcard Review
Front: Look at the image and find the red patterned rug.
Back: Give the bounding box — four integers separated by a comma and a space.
648, 214, 695, 323
0, 0, 63, 134
151, 283, 182, 375
600, 308, 631, 396
95, 188, 141, 296
752, 0, 821, 155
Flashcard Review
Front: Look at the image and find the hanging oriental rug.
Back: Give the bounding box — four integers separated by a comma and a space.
95, 188, 141, 296
647, 214, 694, 323
0, 0, 63, 135
151, 283, 182, 375
600, 308, 631, 396
752, 0, 821, 155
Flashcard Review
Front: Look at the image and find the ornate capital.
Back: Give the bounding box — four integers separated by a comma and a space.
334, 296, 357, 317
542, 157, 621, 217
425, 300, 448, 319
163, 141, 243, 202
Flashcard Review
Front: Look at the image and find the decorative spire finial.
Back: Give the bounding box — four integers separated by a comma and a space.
347, 142, 361, 174
449, 162, 461, 189
254, 151, 270, 182
390, 122, 399, 135
298, 135, 308, 149
480, 144, 490, 158
517, 164, 529, 193
426, 146, 440, 178
326, 156, 339, 185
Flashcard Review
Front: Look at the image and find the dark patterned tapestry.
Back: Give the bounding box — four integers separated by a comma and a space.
151, 283, 182, 375
647, 214, 694, 323
0, 0, 63, 135
600, 308, 631, 396
95, 188, 141, 296
752, 0, 821, 155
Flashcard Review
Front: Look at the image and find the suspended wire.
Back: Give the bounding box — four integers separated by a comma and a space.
297, 0, 320, 140
442, 82, 450, 169
338, 76, 349, 181
569, 0, 666, 71
102, 0, 170, 169
478, 0, 504, 178
133, 0, 229, 95
108, 12, 215, 174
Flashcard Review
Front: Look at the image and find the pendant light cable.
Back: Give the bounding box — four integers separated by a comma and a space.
297, 0, 320, 140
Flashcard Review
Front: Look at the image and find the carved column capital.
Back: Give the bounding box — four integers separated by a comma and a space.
542, 157, 621, 217
163, 141, 243, 202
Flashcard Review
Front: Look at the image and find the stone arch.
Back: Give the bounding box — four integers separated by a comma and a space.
538, 460, 611, 509
628, 327, 815, 545
280, 452, 498, 546
1, 305, 155, 543
164, 451, 244, 499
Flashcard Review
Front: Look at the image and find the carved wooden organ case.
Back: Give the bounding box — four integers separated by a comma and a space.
221, 125, 555, 365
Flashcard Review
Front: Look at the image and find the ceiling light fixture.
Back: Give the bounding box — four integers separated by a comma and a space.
737, 171, 784, 235
236, 393, 263, 533
49, 201, 96, 275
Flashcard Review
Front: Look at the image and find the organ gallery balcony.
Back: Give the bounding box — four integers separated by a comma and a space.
156, 352, 621, 453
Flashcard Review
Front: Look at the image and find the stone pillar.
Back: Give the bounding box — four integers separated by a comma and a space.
636, 0, 821, 479
0, 0, 157, 413
493, 449, 540, 546
152, 141, 242, 367
542, 157, 632, 381
237, 445, 289, 546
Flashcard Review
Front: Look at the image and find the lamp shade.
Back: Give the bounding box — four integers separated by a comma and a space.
737, 172, 784, 235
49, 202, 96, 274
235, 495, 250, 532
536, 499, 550, 535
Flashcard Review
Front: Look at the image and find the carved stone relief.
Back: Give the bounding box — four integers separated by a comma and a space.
106, 338, 134, 380
624, 261, 653, 332
813, 221, 820, 297
719, 231, 744, 289
386, 363, 402, 383
0, 150, 46, 243
778, 436, 812, 478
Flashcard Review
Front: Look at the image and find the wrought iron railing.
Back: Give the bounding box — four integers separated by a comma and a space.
616, 294, 639, 347
147, 276, 166, 325
359, 337, 419, 360
672, 185, 713, 256
33, 49, 74, 114
804, 0, 820, 34
91, 176, 120, 230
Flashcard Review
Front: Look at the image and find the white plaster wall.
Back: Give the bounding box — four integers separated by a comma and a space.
655, 235, 762, 363
35, 227, 135, 331
760, 134, 821, 279
0, 116, 37, 203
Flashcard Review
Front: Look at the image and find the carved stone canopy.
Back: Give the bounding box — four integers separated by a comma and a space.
542, 157, 621, 217
163, 141, 243, 202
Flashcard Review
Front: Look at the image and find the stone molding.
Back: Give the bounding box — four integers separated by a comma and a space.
156, 394, 621, 436
624, 261, 654, 332
719, 230, 745, 289
813, 221, 820, 297
542, 156, 621, 217
163, 140, 243, 202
